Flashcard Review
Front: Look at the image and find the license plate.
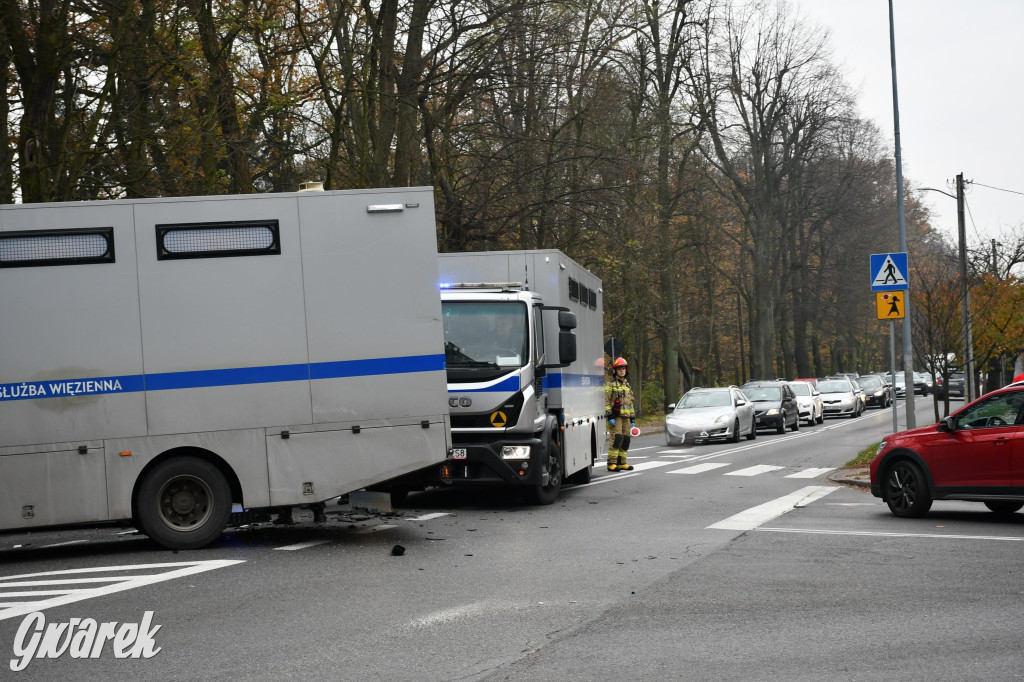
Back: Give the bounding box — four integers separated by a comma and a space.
451, 448, 467, 460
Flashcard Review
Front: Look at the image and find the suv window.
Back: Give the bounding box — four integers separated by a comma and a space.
955, 390, 1024, 429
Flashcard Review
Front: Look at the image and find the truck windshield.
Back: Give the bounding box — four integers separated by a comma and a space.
442, 301, 529, 369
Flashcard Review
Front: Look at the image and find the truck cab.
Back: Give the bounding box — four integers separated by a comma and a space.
440, 283, 577, 503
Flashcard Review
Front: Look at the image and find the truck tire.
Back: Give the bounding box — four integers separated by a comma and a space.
526, 429, 563, 505
135, 456, 232, 550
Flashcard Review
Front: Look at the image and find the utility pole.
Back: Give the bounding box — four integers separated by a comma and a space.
888, 0, 916, 428
956, 173, 974, 402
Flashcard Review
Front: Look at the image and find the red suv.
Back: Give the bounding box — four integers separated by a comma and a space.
870, 383, 1024, 517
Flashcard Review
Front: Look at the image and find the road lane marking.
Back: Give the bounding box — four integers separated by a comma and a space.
355, 524, 397, 534
406, 513, 450, 522
785, 467, 836, 479
667, 462, 731, 475
275, 540, 333, 551
725, 464, 785, 477
582, 472, 644, 486
707, 486, 837, 531
757, 527, 1024, 542
0, 560, 245, 621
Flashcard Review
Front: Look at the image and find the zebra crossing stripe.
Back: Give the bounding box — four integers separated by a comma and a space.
725, 464, 785, 477
667, 462, 731, 475
708, 486, 837, 531
629, 460, 676, 471
785, 467, 835, 479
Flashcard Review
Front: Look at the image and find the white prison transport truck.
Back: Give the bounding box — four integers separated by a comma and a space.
433, 250, 606, 503
0, 187, 450, 550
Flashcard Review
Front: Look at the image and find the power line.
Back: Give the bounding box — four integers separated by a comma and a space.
970, 181, 1024, 197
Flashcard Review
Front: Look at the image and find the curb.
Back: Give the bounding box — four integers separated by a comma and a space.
828, 467, 871, 490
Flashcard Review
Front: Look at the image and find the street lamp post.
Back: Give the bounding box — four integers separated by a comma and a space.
888, 1, 916, 428
920, 175, 974, 403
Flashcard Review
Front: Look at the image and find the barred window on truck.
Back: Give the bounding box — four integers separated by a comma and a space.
156, 220, 280, 260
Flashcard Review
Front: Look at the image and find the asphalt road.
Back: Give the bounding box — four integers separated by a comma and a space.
3, 395, 1022, 681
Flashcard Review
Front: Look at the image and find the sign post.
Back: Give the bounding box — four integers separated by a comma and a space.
871, 253, 909, 432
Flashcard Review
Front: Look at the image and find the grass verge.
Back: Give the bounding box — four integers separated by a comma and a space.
846, 442, 881, 469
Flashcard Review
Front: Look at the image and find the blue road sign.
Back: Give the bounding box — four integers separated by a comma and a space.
870, 252, 909, 291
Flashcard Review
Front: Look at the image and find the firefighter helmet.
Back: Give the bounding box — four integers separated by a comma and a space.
612, 357, 628, 368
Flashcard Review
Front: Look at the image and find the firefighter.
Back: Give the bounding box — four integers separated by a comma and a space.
605, 357, 636, 471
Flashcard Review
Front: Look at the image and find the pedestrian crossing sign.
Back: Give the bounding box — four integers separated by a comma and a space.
870, 252, 909, 291
876, 291, 905, 319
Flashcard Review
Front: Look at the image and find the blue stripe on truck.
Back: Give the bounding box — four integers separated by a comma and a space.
0, 353, 446, 401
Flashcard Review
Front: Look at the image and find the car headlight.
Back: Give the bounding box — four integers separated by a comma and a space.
875, 441, 887, 456
765, 408, 780, 416
501, 445, 531, 460
874, 390, 884, 397
714, 414, 730, 423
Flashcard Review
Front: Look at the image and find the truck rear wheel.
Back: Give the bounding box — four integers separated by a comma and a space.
526, 430, 563, 504
135, 456, 232, 550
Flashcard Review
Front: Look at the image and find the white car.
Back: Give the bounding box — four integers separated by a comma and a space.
789, 380, 823, 425
665, 386, 757, 445
817, 378, 863, 418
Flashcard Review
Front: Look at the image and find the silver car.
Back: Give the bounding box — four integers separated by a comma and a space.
789, 380, 823, 425
665, 386, 757, 445
818, 378, 863, 418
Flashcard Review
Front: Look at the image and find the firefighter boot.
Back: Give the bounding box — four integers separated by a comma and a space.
607, 451, 619, 471
617, 455, 633, 471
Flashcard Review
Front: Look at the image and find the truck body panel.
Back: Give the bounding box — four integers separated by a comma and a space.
0, 188, 450, 544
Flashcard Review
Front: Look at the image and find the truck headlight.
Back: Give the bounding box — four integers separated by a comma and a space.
501, 445, 531, 460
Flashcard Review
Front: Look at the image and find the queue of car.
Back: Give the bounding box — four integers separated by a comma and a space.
665, 375, 870, 445
663, 368, 976, 446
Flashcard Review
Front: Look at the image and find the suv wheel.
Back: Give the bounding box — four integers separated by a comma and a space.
884, 460, 932, 518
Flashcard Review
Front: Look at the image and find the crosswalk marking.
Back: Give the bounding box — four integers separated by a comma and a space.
785, 467, 835, 479
0, 560, 244, 621
629, 460, 676, 471
708, 486, 837, 531
725, 464, 785, 477
667, 462, 731, 475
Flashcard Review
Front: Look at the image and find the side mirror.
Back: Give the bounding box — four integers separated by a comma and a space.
557, 330, 576, 366
735, 398, 747, 406
938, 416, 955, 432
557, 310, 577, 330
667, 404, 676, 411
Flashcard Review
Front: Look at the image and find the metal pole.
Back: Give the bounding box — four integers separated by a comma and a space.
890, 319, 898, 432
956, 173, 973, 402
889, 0, 916, 428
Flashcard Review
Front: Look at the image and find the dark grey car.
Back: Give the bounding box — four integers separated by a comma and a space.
741, 381, 800, 434
939, 372, 965, 398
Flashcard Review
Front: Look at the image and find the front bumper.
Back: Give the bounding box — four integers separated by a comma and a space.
441, 435, 549, 487
754, 413, 785, 429
822, 400, 857, 416
666, 421, 731, 443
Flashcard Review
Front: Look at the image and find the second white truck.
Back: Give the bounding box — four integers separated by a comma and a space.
430, 250, 607, 503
